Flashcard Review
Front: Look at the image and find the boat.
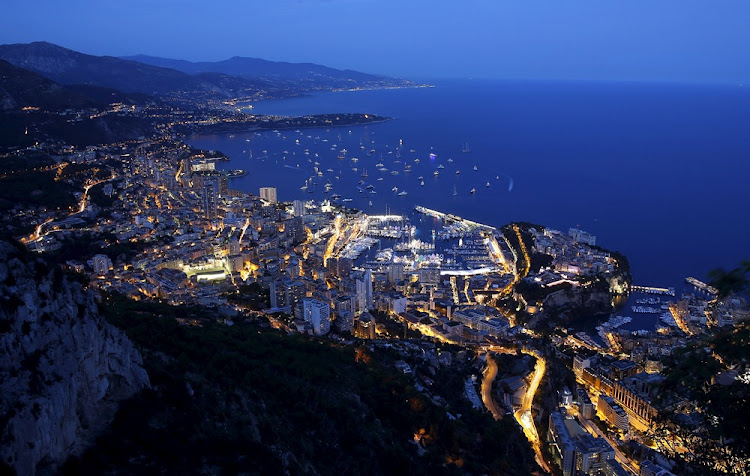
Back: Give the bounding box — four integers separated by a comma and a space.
417, 176, 424, 180
447, 158, 453, 163
377, 177, 384, 181
473, 165, 478, 171
366, 184, 375, 189
456, 170, 460, 175
376, 163, 384, 167
362, 170, 368, 177
433, 171, 439, 177
326, 168, 334, 173
398, 191, 408, 196
342, 198, 353, 202
420, 180, 425, 186
438, 164, 445, 169
414, 158, 420, 163
462, 142, 470, 153
470, 188, 476, 194
331, 194, 341, 200
390, 171, 399, 175
351, 157, 359, 163
392, 186, 399, 192
486, 182, 490, 187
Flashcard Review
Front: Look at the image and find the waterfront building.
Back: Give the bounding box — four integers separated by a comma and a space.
259, 187, 277, 204
568, 228, 597, 246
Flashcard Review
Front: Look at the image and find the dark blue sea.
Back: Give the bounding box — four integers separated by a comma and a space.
189, 79, 750, 299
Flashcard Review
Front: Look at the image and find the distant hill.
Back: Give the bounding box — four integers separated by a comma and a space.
121, 54, 411, 89
0, 42, 416, 104
0, 59, 149, 112
0, 42, 261, 100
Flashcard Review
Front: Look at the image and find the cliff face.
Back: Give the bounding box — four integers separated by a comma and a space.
0, 241, 149, 475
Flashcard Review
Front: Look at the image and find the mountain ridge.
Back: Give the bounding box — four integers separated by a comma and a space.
0, 42, 416, 104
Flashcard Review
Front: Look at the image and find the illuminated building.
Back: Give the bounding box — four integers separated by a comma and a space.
202, 178, 219, 219
303, 298, 330, 335
259, 187, 277, 204
91, 254, 113, 276
356, 268, 373, 314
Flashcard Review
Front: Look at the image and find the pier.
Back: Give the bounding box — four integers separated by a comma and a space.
685, 277, 718, 295
630, 285, 675, 296
414, 205, 496, 231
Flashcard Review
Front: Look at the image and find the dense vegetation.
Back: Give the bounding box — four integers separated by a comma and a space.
654, 320, 750, 475
61, 295, 540, 475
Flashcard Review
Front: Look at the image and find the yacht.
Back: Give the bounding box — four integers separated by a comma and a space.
448, 158, 453, 163
486, 182, 490, 187
456, 170, 460, 175
417, 176, 424, 180
392, 186, 399, 193
398, 191, 408, 196
351, 157, 359, 163
438, 164, 445, 169
433, 170, 439, 177
414, 158, 420, 163
470, 188, 476, 194
420, 180, 425, 186
473, 165, 478, 171
377, 177, 384, 181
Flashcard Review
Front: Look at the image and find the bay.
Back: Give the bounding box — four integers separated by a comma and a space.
188, 79, 750, 291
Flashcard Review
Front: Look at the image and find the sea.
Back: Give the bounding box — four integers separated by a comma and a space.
188, 79, 750, 331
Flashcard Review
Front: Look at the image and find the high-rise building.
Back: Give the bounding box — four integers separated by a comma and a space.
228, 238, 240, 256
388, 262, 405, 284
303, 298, 331, 335
202, 178, 219, 219
286, 216, 305, 244
356, 268, 373, 314
259, 187, 277, 204
293, 200, 306, 217
218, 176, 229, 196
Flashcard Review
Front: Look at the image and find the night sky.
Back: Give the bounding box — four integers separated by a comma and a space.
2, 0, 748, 82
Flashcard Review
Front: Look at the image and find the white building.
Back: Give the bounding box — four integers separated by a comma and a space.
568, 228, 596, 246
259, 187, 277, 204
303, 298, 331, 335
356, 268, 373, 314
92, 254, 113, 276
293, 200, 306, 217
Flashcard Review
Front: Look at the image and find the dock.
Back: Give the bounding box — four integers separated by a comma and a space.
630, 285, 675, 296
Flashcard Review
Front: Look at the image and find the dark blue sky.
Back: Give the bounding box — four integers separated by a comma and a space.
3, 0, 749, 82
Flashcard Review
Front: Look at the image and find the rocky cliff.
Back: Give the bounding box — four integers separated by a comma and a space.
0, 241, 149, 475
